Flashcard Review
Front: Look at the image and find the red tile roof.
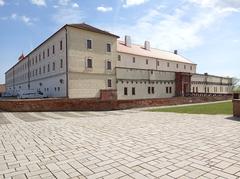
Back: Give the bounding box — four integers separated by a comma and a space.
68, 23, 119, 38
117, 41, 195, 64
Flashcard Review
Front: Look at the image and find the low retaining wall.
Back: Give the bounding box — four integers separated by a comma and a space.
233, 99, 240, 117
0, 95, 232, 112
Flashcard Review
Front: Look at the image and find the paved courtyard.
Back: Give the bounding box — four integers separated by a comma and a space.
0, 109, 240, 179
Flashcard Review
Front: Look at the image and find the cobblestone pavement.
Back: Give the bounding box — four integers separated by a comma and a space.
0, 110, 240, 179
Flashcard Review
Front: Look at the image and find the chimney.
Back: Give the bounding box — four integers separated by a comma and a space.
174, 50, 178, 54
18, 53, 25, 61
125, 35, 131, 47
144, 41, 150, 50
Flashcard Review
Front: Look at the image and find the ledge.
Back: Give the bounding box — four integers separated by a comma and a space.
0, 95, 232, 112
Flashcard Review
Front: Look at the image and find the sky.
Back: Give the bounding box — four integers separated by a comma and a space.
0, 0, 240, 83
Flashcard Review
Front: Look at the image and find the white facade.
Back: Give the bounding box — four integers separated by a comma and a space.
191, 74, 232, 94
5, 23, 233, 100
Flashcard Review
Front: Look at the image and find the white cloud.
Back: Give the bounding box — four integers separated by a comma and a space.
106, 0, 240, 51
97, 6, 113, 12
0, 0, 5, 6
0, 13, 35, 25
52, 7, 83, 25
188, 0, 240, 13
122, 0, 148, 8
72, 3, 79, 8
21, 16, 31, 24
30, 0, 46, 6
58, 0, 71, 6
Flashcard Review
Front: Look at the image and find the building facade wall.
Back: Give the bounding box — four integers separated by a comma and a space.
191, 74, 232, 94
67, 26, 117, 98
5, 24, 233, 100
5, 28, 67, 97
116, 68, 175, 99
117, 52, 197, 74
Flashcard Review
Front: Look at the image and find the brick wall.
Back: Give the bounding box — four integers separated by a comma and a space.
100, 89, 117, 100
233, 99, 240, 117
0, 95, 232, 112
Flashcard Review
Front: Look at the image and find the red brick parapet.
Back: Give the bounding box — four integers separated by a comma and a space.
233, 99, 240, 117
0, 95, 232, 112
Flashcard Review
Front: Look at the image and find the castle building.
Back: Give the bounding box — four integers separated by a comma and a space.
5, 23, 232, 99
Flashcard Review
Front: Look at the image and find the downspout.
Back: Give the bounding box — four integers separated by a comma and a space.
64, 26, 69, 98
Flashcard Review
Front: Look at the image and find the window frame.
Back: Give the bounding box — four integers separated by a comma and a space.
107, 43, 111, 52
107, 79, 112, 88
132, 87, 136, 95
124, 87, 128, 95
87, 58, 93, 69
86, 39, 92, 49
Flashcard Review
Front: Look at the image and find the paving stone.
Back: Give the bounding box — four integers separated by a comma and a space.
168, 169, 189, 178
151, 168, 171, 177
1, 110, 240, 179
224, 165, 240, 174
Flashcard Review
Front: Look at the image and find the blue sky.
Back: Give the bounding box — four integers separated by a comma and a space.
0, 0, 240, 83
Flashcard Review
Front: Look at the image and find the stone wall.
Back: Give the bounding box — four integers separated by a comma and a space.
0, 95, 232, 112
233, 99, 240, 117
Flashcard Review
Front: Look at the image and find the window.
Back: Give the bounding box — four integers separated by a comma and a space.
107, 61, 111, 70
43, 66, 46, 73
151, 87, 154, 94
193, 87, 195, 93
132, 87, 135, 95
53, 45, 55, 54
146, 59, 148, 64
58, 87, 60, 91
60, 40, 63, 50
35, 69, 38, 76
39, 67, 41, 75
87, 58, 92, 68
166, 87, 169, 93
48, 64, 50, 72
169, 87, 172, 93
107, 43, 111, 52
87, 39, 92, 49
47, 48, 49, 57
35, 56, 37, 64
52, 62, 55, 71
124, 87, 128, 95
176, 64, 179, 68
157, 61, 160, 66
167, 62, 170, 67
148, 87, 151, 94
39, 54, 41, 61
196, 87, 198, 93
60, 59, 63, 68
107, 79, 112, 87
43, 51, 45, 59
184, 65, 186, 69
118, 55, 121, 61
190, 66, 192, 70
133, 57, 135, 63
